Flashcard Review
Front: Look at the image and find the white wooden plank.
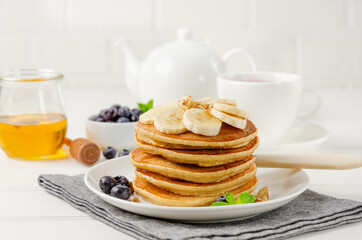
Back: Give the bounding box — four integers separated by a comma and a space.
0, 217, 361, 240
0, 189, 87, 218
0, 169, 86, 188
0, 151, 89, 171
0, 218, 133, 240
309, 184, 362, 201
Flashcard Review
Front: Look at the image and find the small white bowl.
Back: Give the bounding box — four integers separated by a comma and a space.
85, 118, 137, 150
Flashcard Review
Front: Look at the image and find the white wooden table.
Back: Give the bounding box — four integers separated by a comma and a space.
1, 88, 362, 240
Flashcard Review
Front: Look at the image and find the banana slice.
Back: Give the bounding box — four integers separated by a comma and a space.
183, 108, 222, 136
195, 97, 212, 104
139, 102, 178, 124
213, 103, 249, 119
139, 106, 164, 124
210, 108, 247, 129
154, 106, 188, 134
214, 98, 236, 106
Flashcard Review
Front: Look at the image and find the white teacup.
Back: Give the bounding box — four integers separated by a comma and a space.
217, 71, 320, 145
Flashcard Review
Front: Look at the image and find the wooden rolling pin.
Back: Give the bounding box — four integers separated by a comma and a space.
64, 137, 100, 165
255, 153, 362, 170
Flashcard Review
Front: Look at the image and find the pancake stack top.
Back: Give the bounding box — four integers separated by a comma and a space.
130, 96, 259, 207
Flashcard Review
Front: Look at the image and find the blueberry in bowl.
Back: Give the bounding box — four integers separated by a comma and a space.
94, 105, 143, 123
86, 103, 148, 150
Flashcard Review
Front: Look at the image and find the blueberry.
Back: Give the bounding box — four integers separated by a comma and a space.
114, 175, 130, 187
117, 117, 130, 123
103, 146, 117, 159
130, 114, 139, 122
99, 176, 117, 194
111, 185, 131, 200
89, 115, 98, 121
118, 149, 130, 157
102, 108, 118, 122
111, 104, 121, 110
215, 196, 227, 203
95, 117, 105, 122
131, 108, 142, 116
118, 107, 131, 118
98, 109, 106, 117
130, 108, 141, 122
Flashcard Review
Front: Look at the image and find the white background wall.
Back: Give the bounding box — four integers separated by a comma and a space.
0, 0, 361, 90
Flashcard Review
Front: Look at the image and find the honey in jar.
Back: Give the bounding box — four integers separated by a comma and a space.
0, 69, 67, 160
0, 113, 67, 159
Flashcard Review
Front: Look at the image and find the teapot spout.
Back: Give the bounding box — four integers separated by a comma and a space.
115, 37, 142, 98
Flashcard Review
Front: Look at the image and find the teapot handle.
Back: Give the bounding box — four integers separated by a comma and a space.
222, 48, 257, 72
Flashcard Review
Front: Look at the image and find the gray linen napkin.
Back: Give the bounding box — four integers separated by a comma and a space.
38, 174, 362, 240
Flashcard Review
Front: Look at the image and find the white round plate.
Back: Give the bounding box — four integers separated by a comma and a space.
258, 122, 329, 154
84, 156, 309, 222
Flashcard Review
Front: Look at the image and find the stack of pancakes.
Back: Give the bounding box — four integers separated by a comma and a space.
130, 120, 259, 207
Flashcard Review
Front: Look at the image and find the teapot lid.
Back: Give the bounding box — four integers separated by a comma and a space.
164, 28, 204, 49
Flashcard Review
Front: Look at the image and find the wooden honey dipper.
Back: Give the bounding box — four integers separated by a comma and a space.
64, 137, 100, 165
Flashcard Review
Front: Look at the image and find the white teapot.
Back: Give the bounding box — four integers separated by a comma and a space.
117, 28, 256, 105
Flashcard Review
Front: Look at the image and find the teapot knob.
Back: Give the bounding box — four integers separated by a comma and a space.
177, 28, 192, 41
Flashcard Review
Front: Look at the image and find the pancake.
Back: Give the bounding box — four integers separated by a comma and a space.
136, 132, 249, 150
135, 163, 256, 196
130, 148, 256, 183
133, 175, 258, 207
135, 120, 257, 149
135, 136, 259, 167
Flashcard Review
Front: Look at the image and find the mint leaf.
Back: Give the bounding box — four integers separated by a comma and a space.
147, 99, 153, 108
236, 192, 256, 204
225, 192, 235, 205
137, 103, 147, 113
138, 99, 153, 113
210, 202, 229, 207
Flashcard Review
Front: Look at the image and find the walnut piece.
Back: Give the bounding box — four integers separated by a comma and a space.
255, 186, 269, 202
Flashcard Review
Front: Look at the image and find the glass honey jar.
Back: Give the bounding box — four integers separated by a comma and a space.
0, 69, 67, 160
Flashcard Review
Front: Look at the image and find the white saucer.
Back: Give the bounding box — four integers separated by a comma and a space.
258, 123, 329, 154
84, 156, 309, 222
